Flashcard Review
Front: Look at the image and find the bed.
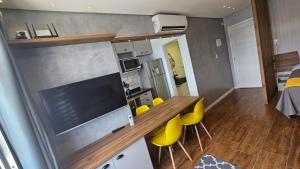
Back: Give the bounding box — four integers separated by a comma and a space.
276, 64, 300, 117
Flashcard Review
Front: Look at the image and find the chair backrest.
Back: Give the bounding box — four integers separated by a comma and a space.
136, 105, 150, 116
164, 114, 183, 145
153, 98, 164, 107
192, 98, 205, 123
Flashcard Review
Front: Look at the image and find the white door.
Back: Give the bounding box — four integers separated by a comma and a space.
229, 18, 262, 88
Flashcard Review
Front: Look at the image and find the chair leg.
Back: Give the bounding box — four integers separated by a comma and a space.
158, 146, 162, 165
182, 125, 187, 144
194, 125, 203, 151
168, 146, 176, 169
177, 141, 192, 161
200, 122, 213, 140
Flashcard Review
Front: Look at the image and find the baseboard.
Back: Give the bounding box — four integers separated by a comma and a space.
205, 88, 235, 112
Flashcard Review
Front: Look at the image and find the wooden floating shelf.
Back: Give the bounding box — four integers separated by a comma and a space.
7, 32, 186, 49
111, 31, 186, 43
8, 33, 117, 49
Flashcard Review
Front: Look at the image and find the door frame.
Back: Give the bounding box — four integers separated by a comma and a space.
228, 17, 262, 88
163, 39, 191, 96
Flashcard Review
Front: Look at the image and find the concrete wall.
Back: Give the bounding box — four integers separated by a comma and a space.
268, 0, 300, 55
223, 6, 253, 87
1, 9, 154, 40
186, 17, 234, 105
11, 42, 132, 161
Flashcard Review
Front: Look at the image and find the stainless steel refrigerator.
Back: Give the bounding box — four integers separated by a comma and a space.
139, 58, 171, 100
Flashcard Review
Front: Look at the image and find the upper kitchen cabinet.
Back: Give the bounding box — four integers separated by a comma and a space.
132, 40, 152, 57
114, 42, 134, 54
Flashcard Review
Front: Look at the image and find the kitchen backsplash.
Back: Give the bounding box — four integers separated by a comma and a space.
121, 71, 142, 90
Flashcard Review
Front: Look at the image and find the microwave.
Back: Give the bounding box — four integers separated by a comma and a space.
120, 57, 142, 73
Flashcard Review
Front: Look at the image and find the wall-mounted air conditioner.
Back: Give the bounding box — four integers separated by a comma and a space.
152, 14, 188, 33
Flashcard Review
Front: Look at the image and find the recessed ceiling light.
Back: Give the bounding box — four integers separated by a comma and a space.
51, 2, 55, 7
0, 0, 3, 3
87, 6, 92, 10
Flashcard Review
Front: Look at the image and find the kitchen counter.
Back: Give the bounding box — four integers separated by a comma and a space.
61, 96, 200, 169
127, 88, 152, 100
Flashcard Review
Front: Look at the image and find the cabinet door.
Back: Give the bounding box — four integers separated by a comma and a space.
112, 138, 153, 169
140, 91, 153, 107
132, 40, 152, 56
114, 42, 134, 54
96, 160, 115, 169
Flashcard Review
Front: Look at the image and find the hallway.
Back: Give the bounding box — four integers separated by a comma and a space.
159, 89, 300, 169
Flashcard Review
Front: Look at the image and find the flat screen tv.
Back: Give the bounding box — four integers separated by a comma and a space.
39, 73, 127, 135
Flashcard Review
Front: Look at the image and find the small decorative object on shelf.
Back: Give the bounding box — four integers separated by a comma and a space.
15, 30, 31, 39
24, 22, 59, 39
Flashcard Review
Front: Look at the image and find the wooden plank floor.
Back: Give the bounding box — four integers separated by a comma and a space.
152, 88, 300, 169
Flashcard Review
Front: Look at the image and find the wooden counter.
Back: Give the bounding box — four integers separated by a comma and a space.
61, 96, 200, 169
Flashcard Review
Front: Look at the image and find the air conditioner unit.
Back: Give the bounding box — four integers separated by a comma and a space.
152, 14, 188, 33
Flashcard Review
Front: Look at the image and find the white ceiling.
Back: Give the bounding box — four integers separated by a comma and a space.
1, 0, 250, 18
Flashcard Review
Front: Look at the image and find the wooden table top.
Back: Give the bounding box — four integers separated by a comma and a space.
61, 96, 200, 169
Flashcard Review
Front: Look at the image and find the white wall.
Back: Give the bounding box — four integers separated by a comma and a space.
0, 33, 47, 169
223, 6, 253, 87
147, 35, 199, 97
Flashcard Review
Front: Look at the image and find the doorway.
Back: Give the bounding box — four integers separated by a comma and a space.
164, 40, 190, 96
228, 18, 262, 88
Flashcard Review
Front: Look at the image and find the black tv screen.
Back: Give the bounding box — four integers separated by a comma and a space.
39, 73, 127, 135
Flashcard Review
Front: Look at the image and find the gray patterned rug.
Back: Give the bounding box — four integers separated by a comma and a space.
195, 155, 241, 169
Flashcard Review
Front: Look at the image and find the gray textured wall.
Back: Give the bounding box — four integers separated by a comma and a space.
186, 18, 234, 105
1, 9, 154, 40
268, 0, 300, 55
223, 6, 253, 86
11, 42, 132, 161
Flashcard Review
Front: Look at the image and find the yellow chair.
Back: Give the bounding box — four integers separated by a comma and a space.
181, 98, 212, 151
153, 97, 164, 107
151, 114, 192, 169
136, 105, 150, 116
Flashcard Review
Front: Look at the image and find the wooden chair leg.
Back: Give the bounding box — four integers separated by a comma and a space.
194, 125, 203, 151
177, 141, 192, 161
158, 146, 162, 165
200, 122, 213, 140
168, 146, 176, 169
182, 125, 187, 144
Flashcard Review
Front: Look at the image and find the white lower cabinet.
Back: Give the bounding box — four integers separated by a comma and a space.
96, 138, 153, 169
96, 160, 115, 169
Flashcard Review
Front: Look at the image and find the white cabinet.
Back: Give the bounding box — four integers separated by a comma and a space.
114, 42, 134, 54
96, 138, 153, 169
112, 138, 153, 169
132, 40, 153, 56
96, 160, 115, 169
